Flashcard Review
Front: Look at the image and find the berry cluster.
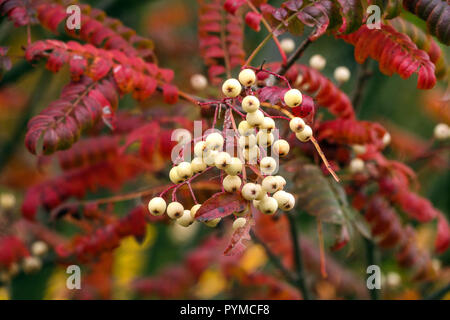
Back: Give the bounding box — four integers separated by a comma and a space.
148, 68, 318, 229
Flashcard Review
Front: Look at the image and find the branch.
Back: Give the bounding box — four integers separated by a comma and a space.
351, 59, 373, 111
278, 34, 313, 77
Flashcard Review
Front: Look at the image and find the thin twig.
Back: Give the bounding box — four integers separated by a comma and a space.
286, 212, 311, 300
351, 59, 373, 112
278, 35, 313, 77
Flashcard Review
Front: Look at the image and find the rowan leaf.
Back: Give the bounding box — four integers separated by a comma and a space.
195, 192, 248, 221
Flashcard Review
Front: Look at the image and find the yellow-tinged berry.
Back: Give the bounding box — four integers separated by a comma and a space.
238, 120, 254, 136
204, 218, 221, 227
261, 117, 275, 132
23, 256, 42, 274
169, 166, 184, 184
295, 125, 312, 142
262, 176, 279, 194
148, 197, 167, 216
232, 217, 247, 231
167, 202, 184, 219
289, 117, 305, 133
352, 144, 367, 155
273, 191, 295, 211
205, 132, 224, 151
191, 157, 207, 174
280, 38, 295, 53
349, 158, 365, 174
334, 66, 350, 83
215, 151, 232, 169
274, 176, 286, 190
382, 132, 391, 146
194, 141, 207, 158
259, 196, 278, 215
256, 131, 274, 147
225, 157, 243, 176
177, 210, 195, 227
222, 78, 242, 97
31, 241, 48, 257
239, 135, 257, 149
239, 69, 256, 87
272, 139, 290, 157
176, 162, 193, 180
223, 175, 242, 192
190, 74, 208, 91
241, 95, 260, 113
284, 89, 303, 107
241, 183, 259, 201
246, 110, 264, 127
434, 123, 450, 140
243, 146, 260, 163
204, 150, 219, 166
260, 157, 277, 175
309, 54, 326, 70
190, 204, 202, 219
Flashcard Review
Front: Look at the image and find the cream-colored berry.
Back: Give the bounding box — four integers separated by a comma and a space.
280, 38, 295, 53
273, 190, 295, 211
223, 175, 242, 192
31, 241, 48, 257
349, 158, 365, 174
239, 69, 256, 87
239, 135, 257, 149
190, 204, 202, 219
259, 196, 278, 215
254, 184, 265, 200
148, 197, 167, 216
256, 131, 274, 147
194, 141, 207, 158
234, 204, 249, 217
23, 256, 42, 274
295, 125, 312, 142
190, 74, 208, 91
243, 146, 260, 163
204, 149, 219, 166
260, 157, 277, 175
262, 176, 279, 194
169, 166, 183, 184
274, 176, 286, 190
173, 129, 192, 144
352, 144, 367, 155
238, 120, 254, 136
382, 132, 391, 146
176, 162, 193, 180
177, 210, 195, 227
284, 89, 303, 107
289, 117, 305, 133
222, 78, 242, 97
225, 157, 243, 176
0, 193, 15, 210
334, 66, 350, 83
434, 123, 450, 140
260, 117, 275, 132
241, 183, 258, 201
246, 110, 264, 127
215, 151, 232, 169
191, 157, 207, 174
273, 139, 290, 157
309, 54, 326, 70
241, 95, 260, 113
205, 132, 224, 151
232, 217, 247, 231
204, 218, 221, 227
386, 272, 401, 288
167, 202, 184, 219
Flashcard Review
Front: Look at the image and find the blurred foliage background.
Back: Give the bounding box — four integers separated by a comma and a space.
0, 0, 448, 300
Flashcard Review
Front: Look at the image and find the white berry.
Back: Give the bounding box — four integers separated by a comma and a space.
349, 158, 365, 174
241, 95, 260, 113
334, 66, 350, 83
259, 196, 278, 215
241, 183, 259, 201
204, 149, 219, 166
23, 256, 42, 274
239, 134, 257, 149
177, 210, 195, 227
222, 78, 242, 98
223, 175, 242, 192
284, 89, 303, 107
256, 131, 274, 147
280, 38, 295, 53
204, 218, 221, 227
260, 157, 277, 175
273, 190, 295, 211
148, 197, 167, 216
225, 157, 243, 176
191, 157, 207, 174
261, 117, 275, 132
169, 166, 183, 184
232, 217, 247, 231
309, 54, 326, 70
262, 176, 279, 194
274, 176, 286, 190
352, 144, 367, 155
243, 146, 260, 163
190, 204, 202, 219
289, 117, 305, 133
167, 202, 184, 219
238, 69, 256, 87
238, 120, 254, 136
194, 141, 207, 158
434, 123, 450, 140
295, 125, 312, 142
205, 132, 224, 151
273, 139, 290, 157
176, 162, 193, 180
31, 241, 48, 257
215, 151, 232, 169
190, 74, 208, 91
246, 110, 264, 127
382, 132, 391, 146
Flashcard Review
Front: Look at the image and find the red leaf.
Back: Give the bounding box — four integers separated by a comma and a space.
436, 213, 450, 254
224, 216, 253, 256
245, 12, 262, 32
195, 192, 247, 221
